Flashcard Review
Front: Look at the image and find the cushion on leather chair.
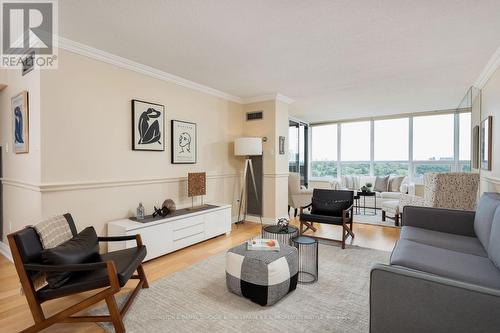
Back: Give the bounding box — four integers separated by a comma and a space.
37, 246, 147, 301
42, 227, 100, 288
390, 239, 500, 289
400, 226, 487, 257
300, 213, 343, 225
311, 197, 350, 217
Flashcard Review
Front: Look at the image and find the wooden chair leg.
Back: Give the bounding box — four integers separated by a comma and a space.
137, 264, 149, 288
294, 208, 298, 217
341, 226, 346, 249
106, 295, 125, 333
381, 210, 386, 221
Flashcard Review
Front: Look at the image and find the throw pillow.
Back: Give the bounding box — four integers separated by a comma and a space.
374, 176, 390, 192
33, 215, 73, 249
42, 227, 99, 288
311, 197, 351, 217
389, 176, 405, 192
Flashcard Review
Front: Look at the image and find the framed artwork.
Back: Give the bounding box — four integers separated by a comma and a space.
279, 136, 285, 155
472, 125, 479, 169
132, 99, 165, 151
12, 91, 29, 154
481, 116, 492, 170
171, 120, 196, 164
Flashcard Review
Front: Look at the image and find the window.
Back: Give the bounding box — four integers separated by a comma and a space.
413, 114, 454, 161
311, 124, 337, 177
374, 118, 409, 176
340, 121, 370, 175
459, 112, 471, 161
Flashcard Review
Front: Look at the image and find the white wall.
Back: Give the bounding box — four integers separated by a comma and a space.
1, 49, 245, 241
479, 66, 500, 193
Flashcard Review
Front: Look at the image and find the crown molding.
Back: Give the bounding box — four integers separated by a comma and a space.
242, 93, 295, 105
474, 45, 500, 89
57, 37, 243, 103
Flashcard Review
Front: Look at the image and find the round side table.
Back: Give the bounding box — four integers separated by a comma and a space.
291, 236, 318, 284
262, 225, 299, 245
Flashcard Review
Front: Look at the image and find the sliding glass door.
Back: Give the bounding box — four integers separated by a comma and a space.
289, 120, 309, 186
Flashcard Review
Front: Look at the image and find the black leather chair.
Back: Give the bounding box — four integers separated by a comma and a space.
7, 213, 148, 333
299, 189, 354, 249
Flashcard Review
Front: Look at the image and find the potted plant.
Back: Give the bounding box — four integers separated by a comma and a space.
365, 182, 373, 192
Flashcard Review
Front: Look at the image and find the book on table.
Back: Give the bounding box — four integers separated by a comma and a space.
247, 239, 280, 251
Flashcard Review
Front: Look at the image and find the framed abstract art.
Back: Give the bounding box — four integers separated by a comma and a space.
12, 91, 29, 154
171, 120, 196, 164
132, 99, 165, 151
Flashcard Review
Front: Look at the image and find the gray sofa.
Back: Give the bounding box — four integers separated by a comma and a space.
370, 192, 500, 333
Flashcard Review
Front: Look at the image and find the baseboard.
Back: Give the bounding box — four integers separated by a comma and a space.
0, 241, 13, 262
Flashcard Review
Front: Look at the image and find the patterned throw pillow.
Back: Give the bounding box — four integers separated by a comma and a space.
33, 215, 73, 249
389, 176, 405, 192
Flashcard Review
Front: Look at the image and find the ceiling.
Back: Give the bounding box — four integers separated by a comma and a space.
58, 0, 500, 122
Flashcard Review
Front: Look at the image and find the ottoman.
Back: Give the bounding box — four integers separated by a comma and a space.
381, 200, 400, 226
226, 243, 298, 306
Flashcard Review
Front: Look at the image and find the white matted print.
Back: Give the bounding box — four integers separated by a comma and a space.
171, 120, 196, 164
132, 99, 165, 151
12, 91, 29, 154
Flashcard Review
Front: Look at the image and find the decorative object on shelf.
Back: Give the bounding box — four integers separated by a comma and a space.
12, 91, 29, 154
132, 99, 165, 151
277, 217, 290, 232
152, 205, 169, 218
481, 116, 492, 170
171, 120, 197, 164
366, 182, 373, 191
187, 172, 208, 210
234, 137, 263, 225
472, 125, 479, 169
136, 202, 145, 220
22, 51, 35, 76
162, 199, 176, 213
279, 136, 285, 155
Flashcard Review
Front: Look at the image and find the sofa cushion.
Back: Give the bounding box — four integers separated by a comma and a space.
374, 176, 390, 192
380, 192, 401, 200
474, 192, 500, 250
488, 208, 500, 269
390, 239, 500, 289
400, 226, 487, 257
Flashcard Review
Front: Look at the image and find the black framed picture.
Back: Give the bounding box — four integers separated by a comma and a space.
132, 99, 165, 151
171, 120, 197, 164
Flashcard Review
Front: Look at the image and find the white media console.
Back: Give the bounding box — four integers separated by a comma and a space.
107, 204, 231, 261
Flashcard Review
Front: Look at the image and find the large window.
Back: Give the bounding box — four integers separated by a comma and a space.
309, 111, 472, 182
311, 124, 337, 177
374, 118, 409, 176
413, 114, 455, 181
341, 121, 370, 175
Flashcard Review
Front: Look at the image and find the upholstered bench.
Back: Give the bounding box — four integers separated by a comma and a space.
225, 242, 298, 306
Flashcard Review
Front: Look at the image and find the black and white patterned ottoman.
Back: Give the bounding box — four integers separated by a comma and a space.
225, 242, 298, 306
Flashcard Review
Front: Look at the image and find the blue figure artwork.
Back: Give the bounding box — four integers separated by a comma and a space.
14, 106, 24, 144
138, 108, 161, 145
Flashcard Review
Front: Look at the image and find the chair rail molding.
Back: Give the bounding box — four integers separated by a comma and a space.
1, 173, 237, 193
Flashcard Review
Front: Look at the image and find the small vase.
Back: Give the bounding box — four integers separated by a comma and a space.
137, 203, 145, 220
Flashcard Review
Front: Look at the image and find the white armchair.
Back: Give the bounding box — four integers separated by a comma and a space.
288, 173, 313, 217
399, 172, 480, 213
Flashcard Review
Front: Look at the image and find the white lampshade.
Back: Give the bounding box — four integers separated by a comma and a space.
234, 137, 262, 156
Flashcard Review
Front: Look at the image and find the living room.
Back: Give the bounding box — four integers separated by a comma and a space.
1, 1, 500, 332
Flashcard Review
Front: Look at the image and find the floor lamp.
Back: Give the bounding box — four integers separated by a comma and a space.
234, 137, 263, 225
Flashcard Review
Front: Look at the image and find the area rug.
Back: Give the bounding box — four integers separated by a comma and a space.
353, 211, 396, 227
90, 244, 390, 333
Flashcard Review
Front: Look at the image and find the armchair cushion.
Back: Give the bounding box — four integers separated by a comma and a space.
37, 246, 146, 301
42, 227, 99, 288
311, 197, 350, 217
300, 213, 343, 225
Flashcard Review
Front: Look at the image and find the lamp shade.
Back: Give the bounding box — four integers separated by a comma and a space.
234, 137, 262, 156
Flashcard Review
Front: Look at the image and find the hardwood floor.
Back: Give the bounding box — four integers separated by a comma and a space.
0, 220, 399, 333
